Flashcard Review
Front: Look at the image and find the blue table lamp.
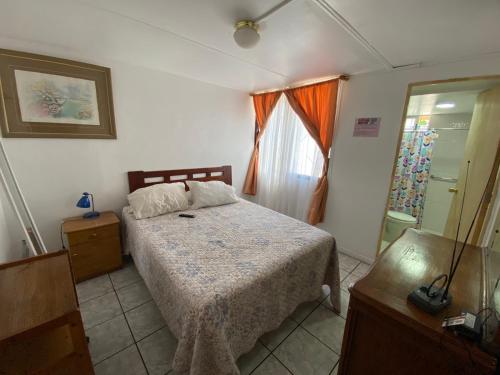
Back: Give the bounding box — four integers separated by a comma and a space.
76, 192, 100, 219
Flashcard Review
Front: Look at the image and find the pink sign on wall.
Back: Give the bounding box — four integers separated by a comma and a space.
353, 117, 381, 137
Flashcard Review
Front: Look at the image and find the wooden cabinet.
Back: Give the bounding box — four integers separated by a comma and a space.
63, 211, 122, 283
339, 229, 498, 375
0, 251, 93, 374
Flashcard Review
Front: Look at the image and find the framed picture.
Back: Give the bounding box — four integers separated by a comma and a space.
0, 49, 116, 139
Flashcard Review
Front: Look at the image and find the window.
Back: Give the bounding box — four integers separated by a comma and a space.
256, 96, 323, 221
260, 96, 323, 179
404, 117, 416, 131
294, 125, 323, 178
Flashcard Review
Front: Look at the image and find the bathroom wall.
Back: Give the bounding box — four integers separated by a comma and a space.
420, 113, 472, 235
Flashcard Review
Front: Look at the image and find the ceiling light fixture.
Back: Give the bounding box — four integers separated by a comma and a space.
233, 0, 296, 49
233, 21, 260, 49
436, 102, 455, 109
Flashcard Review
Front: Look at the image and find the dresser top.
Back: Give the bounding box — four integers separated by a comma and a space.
0, 251, 77, 340
63, 211, 119, 233
354, 229, 485, 331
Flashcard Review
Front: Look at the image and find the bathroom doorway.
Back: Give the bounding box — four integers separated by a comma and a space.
377, 76, 500, 254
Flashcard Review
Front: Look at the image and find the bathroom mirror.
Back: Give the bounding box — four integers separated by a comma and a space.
377, 76, 500, 255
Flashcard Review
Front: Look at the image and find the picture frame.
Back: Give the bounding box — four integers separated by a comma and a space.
0, 49, 116, 139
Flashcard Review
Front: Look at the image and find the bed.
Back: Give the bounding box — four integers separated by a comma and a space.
123, 166, 340, 375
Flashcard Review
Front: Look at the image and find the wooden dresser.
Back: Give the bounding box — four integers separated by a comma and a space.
0, 251, 93, 374
339, 229, 499, 375
63, 211, 122, 283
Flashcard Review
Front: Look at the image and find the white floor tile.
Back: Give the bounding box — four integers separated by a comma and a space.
260, 318, 298, 351
252, 355, 291, 375
94, 345, 147, 375
110, 263, 142, 290
116, 281, 152, 312
237, 341, 270, 375
338, 253, 360, 273
302, 304, 346, 354
77, 274, 113, 303
137, 326, 177, 375
126, 300, 166, 341
80, 291, 122, 330
87, 315, 134, 365
274, 326, 338, 375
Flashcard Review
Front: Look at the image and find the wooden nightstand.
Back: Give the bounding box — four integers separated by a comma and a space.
63, 211, 122, 283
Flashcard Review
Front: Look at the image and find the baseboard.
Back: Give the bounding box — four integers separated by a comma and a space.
338, 246, 375, 264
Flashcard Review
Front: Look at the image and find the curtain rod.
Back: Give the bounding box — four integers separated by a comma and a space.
250, 74, 349, 96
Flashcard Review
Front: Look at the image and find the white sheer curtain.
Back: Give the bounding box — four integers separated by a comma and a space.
256, 95, 324, 222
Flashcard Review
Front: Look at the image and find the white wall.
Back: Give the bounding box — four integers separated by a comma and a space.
3, 39, 500, 263
0, 39, 254, 251
319, 55, 500, 263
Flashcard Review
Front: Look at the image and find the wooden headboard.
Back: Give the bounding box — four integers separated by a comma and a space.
127, 165, 232, 193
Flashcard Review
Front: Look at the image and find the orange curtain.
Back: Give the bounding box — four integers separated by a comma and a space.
285, 79, 339, 224
243, 91, 282, 195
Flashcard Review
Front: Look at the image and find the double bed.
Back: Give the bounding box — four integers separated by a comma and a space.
122, 166, 340, 375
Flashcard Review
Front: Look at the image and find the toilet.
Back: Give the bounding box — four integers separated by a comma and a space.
384, 210, 417, 244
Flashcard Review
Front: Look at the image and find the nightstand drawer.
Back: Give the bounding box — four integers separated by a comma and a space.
68, 224, 118, 246
70, 236, 121, 282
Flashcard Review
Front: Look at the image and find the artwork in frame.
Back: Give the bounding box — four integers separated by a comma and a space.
0, 49, 116, 139
15, 70, 100, 126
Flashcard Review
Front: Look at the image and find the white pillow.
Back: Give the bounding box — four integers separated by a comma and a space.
186, 180, 238, 209
127, 183, 189, 219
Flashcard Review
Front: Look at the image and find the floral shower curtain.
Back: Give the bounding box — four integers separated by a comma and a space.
389, 130, 438, 225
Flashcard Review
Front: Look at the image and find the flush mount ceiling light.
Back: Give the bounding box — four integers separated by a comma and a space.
233, 21, 260, 49
233, 0, 295, 49
436, 102, 455, 109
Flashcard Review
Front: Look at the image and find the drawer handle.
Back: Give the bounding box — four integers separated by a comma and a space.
89, 233, 98, 238
72, 253, 79, 257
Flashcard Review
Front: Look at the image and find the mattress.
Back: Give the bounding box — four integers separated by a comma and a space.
122, 199, 340, 375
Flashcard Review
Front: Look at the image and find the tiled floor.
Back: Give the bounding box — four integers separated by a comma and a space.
78, 253, 369, 375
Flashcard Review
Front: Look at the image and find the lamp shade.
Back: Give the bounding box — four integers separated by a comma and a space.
76, 192, 91, 208
233, 21, 260, 49
76, 192, 100, 219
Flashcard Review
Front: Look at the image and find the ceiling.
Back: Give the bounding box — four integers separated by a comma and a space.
407, 91, 479, 116
1, 0, 500, 92
411, 78, 500, 96
327, 0, 500, 68
407, 77, 500, 115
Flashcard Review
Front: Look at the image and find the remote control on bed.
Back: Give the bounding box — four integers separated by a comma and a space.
179, 213, 195, 218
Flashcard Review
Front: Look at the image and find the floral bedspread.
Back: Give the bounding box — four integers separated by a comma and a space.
122, 199, 340, 375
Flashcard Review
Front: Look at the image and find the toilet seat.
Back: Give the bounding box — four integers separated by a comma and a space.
387, 210, 417, 224
384, 210, 418, 244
